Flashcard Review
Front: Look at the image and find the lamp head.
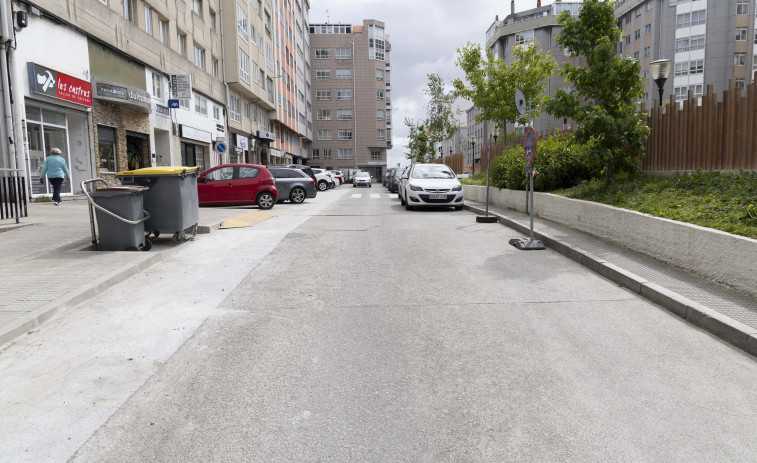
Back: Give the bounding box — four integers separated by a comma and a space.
649, 59, 671, 80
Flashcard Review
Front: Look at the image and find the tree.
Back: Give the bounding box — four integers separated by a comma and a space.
404, 118, 434, 163
424, 74, 460, 149
544, 0, 648, 183
452, 42, 556, 136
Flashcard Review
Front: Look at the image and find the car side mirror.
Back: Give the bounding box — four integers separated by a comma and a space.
197, 176, 206, 183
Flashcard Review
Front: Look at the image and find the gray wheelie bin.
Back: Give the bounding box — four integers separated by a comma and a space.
116, 166, 199, 244
86, 184, 151, 251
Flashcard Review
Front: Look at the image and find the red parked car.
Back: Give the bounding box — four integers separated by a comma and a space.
197, 164, 277, 209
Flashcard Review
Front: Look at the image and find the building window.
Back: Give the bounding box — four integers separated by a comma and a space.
122, 0, 134, 22
335, 47, 351, 59
209, 10, 216, 30
213, 105, 220, 119
371, 149, 381, 160
735, 79, 746, 89
244, 101, 251, 119
376, 69, 384, 80
633, 51, 640, 60
634, 29, 640, 40
736, 27, 748, 41
625, 35, 631, 46
195, 95, 207, 115
376, 109, 384, 120
690, 59, 704, 74
737, 2, 749, 15
180, 99, 189, 109
337, 89, 351, 100
312, 149, 320, 159
264, 11, 271, 33
336, 69, 351, 79
212, 59, 219, 78
229, 93, 241, 122
152, 73, 162, 99
644, 46, 651, 57
338, 148, 353, 159
675, 38, 689, 53
159, 19, 168, 45
237, 5, 248, 42
514, 30, 534, 46
735, 53, 746, 66
753, 55, 757, 71
194, 45, 205, 69
337, 129, 352, 140
317, 109, 331, 120
144, 6, 152, 35
192, 0, 202, 16
178, 33, 187, 56
322, 148, 332, 160
316, 89, 331, 100
267, 78, 274, 102
691, 35, 705, 50
316, 69, 331, 79
240, 50, 250, 82
644, 24, 651, 36
337, 109, 352, 120
315, 48, 331, 59
674, 62, 687, 77
97, 126, 117, 173
691, 9, 706, 26
376, 90, 384, 100
646, 1, 653, 11
377, 129, 385, 140
676, 12, 690, 28
318, 129, 332, 140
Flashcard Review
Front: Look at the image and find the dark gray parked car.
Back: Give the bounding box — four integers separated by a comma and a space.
268, 167, 318, 203
388, 166, 404, 193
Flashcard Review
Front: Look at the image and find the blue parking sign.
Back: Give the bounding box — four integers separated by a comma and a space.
168, 99, 180, 109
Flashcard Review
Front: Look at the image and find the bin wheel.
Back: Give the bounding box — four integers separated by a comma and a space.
152, 230, 160, 238
126, 245, 139, 251
172, 232, 183, 245
142, 239, 152, 251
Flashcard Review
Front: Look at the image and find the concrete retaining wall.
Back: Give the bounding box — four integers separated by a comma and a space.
464, 185, 757, 299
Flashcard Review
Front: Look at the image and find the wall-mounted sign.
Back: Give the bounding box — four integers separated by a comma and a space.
237, 137, 249, 150
180, 125, 212, 143
257, 130, 276, 141
170, 74, 192, 99
93, 80, 151, 113
27, 62, 92, 106
231, 146, 244, 156
155, 103, 170, 118
216, 124, 225, 132
168, 99, 180, 109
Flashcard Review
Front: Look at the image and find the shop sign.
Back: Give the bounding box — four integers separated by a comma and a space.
93, 80, 152, 112
216, 124, 225, 132
257, 130, 276, 141
363, 161, 387, 166
170, 74, 192, 99
155, 103, 170, 118
27, 63, 92, 106
231, 146, 244, 156
237, 137, 249, 150
180, 125, 212, 143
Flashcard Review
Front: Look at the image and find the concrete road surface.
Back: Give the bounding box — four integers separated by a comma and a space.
2, 187, 756, 462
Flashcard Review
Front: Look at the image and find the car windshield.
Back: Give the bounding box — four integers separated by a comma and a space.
356, 172, 370, 178
411, 166, 455, 179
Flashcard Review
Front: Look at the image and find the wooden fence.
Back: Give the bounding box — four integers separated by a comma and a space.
430, 152, 464, 174
644, 81, 757, 171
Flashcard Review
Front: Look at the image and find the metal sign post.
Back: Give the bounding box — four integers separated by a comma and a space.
510, 90, 544, 251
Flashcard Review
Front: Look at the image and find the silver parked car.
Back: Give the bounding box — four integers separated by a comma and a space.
353, 171, 372, 188
398, 163, 464, 210
268, 167, 318, 203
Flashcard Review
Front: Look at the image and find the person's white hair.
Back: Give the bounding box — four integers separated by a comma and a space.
50, 148, 62, 155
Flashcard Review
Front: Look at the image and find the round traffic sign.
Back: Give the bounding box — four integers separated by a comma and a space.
523, 127, 537, 164
215, 142, 226, 154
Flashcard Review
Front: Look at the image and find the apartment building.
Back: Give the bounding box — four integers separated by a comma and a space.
308, 20, 392, 179
12, 0, 227, 197
615, 0, 756, 106
485, 0, 583, 134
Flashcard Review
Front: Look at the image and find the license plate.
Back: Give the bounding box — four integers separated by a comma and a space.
429, 194, 446, 200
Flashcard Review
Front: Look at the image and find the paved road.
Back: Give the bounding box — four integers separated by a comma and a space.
3, 186, 757, 462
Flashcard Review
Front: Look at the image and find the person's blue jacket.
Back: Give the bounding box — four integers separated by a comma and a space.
40, 155, 70, 179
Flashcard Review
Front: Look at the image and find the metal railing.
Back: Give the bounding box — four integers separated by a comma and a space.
0, 169, 27, 223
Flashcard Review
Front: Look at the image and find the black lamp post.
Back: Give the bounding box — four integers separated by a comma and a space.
650, 59, 671, 107
438, 145, 442, 159
469, 136, 476, 175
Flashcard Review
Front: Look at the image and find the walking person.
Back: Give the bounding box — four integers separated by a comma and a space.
40, 147, 70, 206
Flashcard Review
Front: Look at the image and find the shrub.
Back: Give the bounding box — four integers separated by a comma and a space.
490, 134, 594, 191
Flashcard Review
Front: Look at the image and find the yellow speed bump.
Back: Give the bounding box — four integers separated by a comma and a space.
220, 211, 274, 229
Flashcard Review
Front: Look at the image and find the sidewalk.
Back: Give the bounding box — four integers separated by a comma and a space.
0, 198, 250, 347
464, 200, 757, 358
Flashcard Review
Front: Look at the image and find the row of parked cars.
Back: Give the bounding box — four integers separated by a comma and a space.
384, 164, 464, 211
196, 163, 346, 210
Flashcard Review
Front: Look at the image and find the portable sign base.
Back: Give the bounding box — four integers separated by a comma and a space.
476, 215, 498, 223
509, 237, 545, 250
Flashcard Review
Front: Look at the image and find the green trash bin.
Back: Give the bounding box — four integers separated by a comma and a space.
89, 186, 150, 251
117, 166, 199, 244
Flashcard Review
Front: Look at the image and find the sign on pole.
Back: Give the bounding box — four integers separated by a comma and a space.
215, 142, 227, 154
170, 74, 192, 99
524, 127, 537, 164
167, 99, 180, 109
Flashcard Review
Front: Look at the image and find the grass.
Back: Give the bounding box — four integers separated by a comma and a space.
554, 171, 757, 239
460, 173, 487, 186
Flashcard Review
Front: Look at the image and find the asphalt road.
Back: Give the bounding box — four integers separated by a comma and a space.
3, 186, 757, 462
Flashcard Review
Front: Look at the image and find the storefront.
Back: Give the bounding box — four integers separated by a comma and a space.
257, 130, 276, 165
179, 125, 211, 172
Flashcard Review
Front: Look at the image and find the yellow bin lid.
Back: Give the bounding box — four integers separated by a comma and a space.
117, 166, 200, 176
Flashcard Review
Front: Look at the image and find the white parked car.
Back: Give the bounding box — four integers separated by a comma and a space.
311, 168, 335, 191
398, 164, 464, 211
353, 171, 372, 188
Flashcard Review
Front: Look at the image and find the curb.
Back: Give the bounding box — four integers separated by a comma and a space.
0, 252, 163, 348
465, 204, 757, 358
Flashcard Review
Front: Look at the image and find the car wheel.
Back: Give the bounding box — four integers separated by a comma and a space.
352, 184, 356, 188
455, 205, 463, 211
400, 193, 406, 206
405, 203, 413, 211
317, 180, 328, 191
290, 187, 306, 203
257, 192, 275, 210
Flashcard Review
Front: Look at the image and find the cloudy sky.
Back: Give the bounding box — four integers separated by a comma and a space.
308, 0, 558, 168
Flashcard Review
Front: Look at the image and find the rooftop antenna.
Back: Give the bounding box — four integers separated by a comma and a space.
325, 9, 329, 22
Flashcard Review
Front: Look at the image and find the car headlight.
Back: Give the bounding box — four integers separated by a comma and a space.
451, 185, 462, 191
409, 184, 423, 191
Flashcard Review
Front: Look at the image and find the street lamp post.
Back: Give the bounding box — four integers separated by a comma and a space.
649, 59, 672, 107
469, 136, 475, 175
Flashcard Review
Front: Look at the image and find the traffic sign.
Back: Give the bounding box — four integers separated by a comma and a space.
167, 99, 180, 108
524, 127, 537, 164
215, 142, 226, 154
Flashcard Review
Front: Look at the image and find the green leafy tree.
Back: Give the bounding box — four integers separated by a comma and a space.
545, 0, 648, 183
404, 118, 434, 163
424, 74, 460, 148
452, 42, 557, 136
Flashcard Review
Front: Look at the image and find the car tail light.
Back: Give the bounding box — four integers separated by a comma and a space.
310, 180, 315, 185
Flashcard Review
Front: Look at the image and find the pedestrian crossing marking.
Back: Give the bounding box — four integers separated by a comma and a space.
351, 194, 362, 198
370, 194, 380, 199
350, 193, 397, 199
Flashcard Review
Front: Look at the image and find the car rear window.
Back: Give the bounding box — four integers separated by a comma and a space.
239, 167, 260, 179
